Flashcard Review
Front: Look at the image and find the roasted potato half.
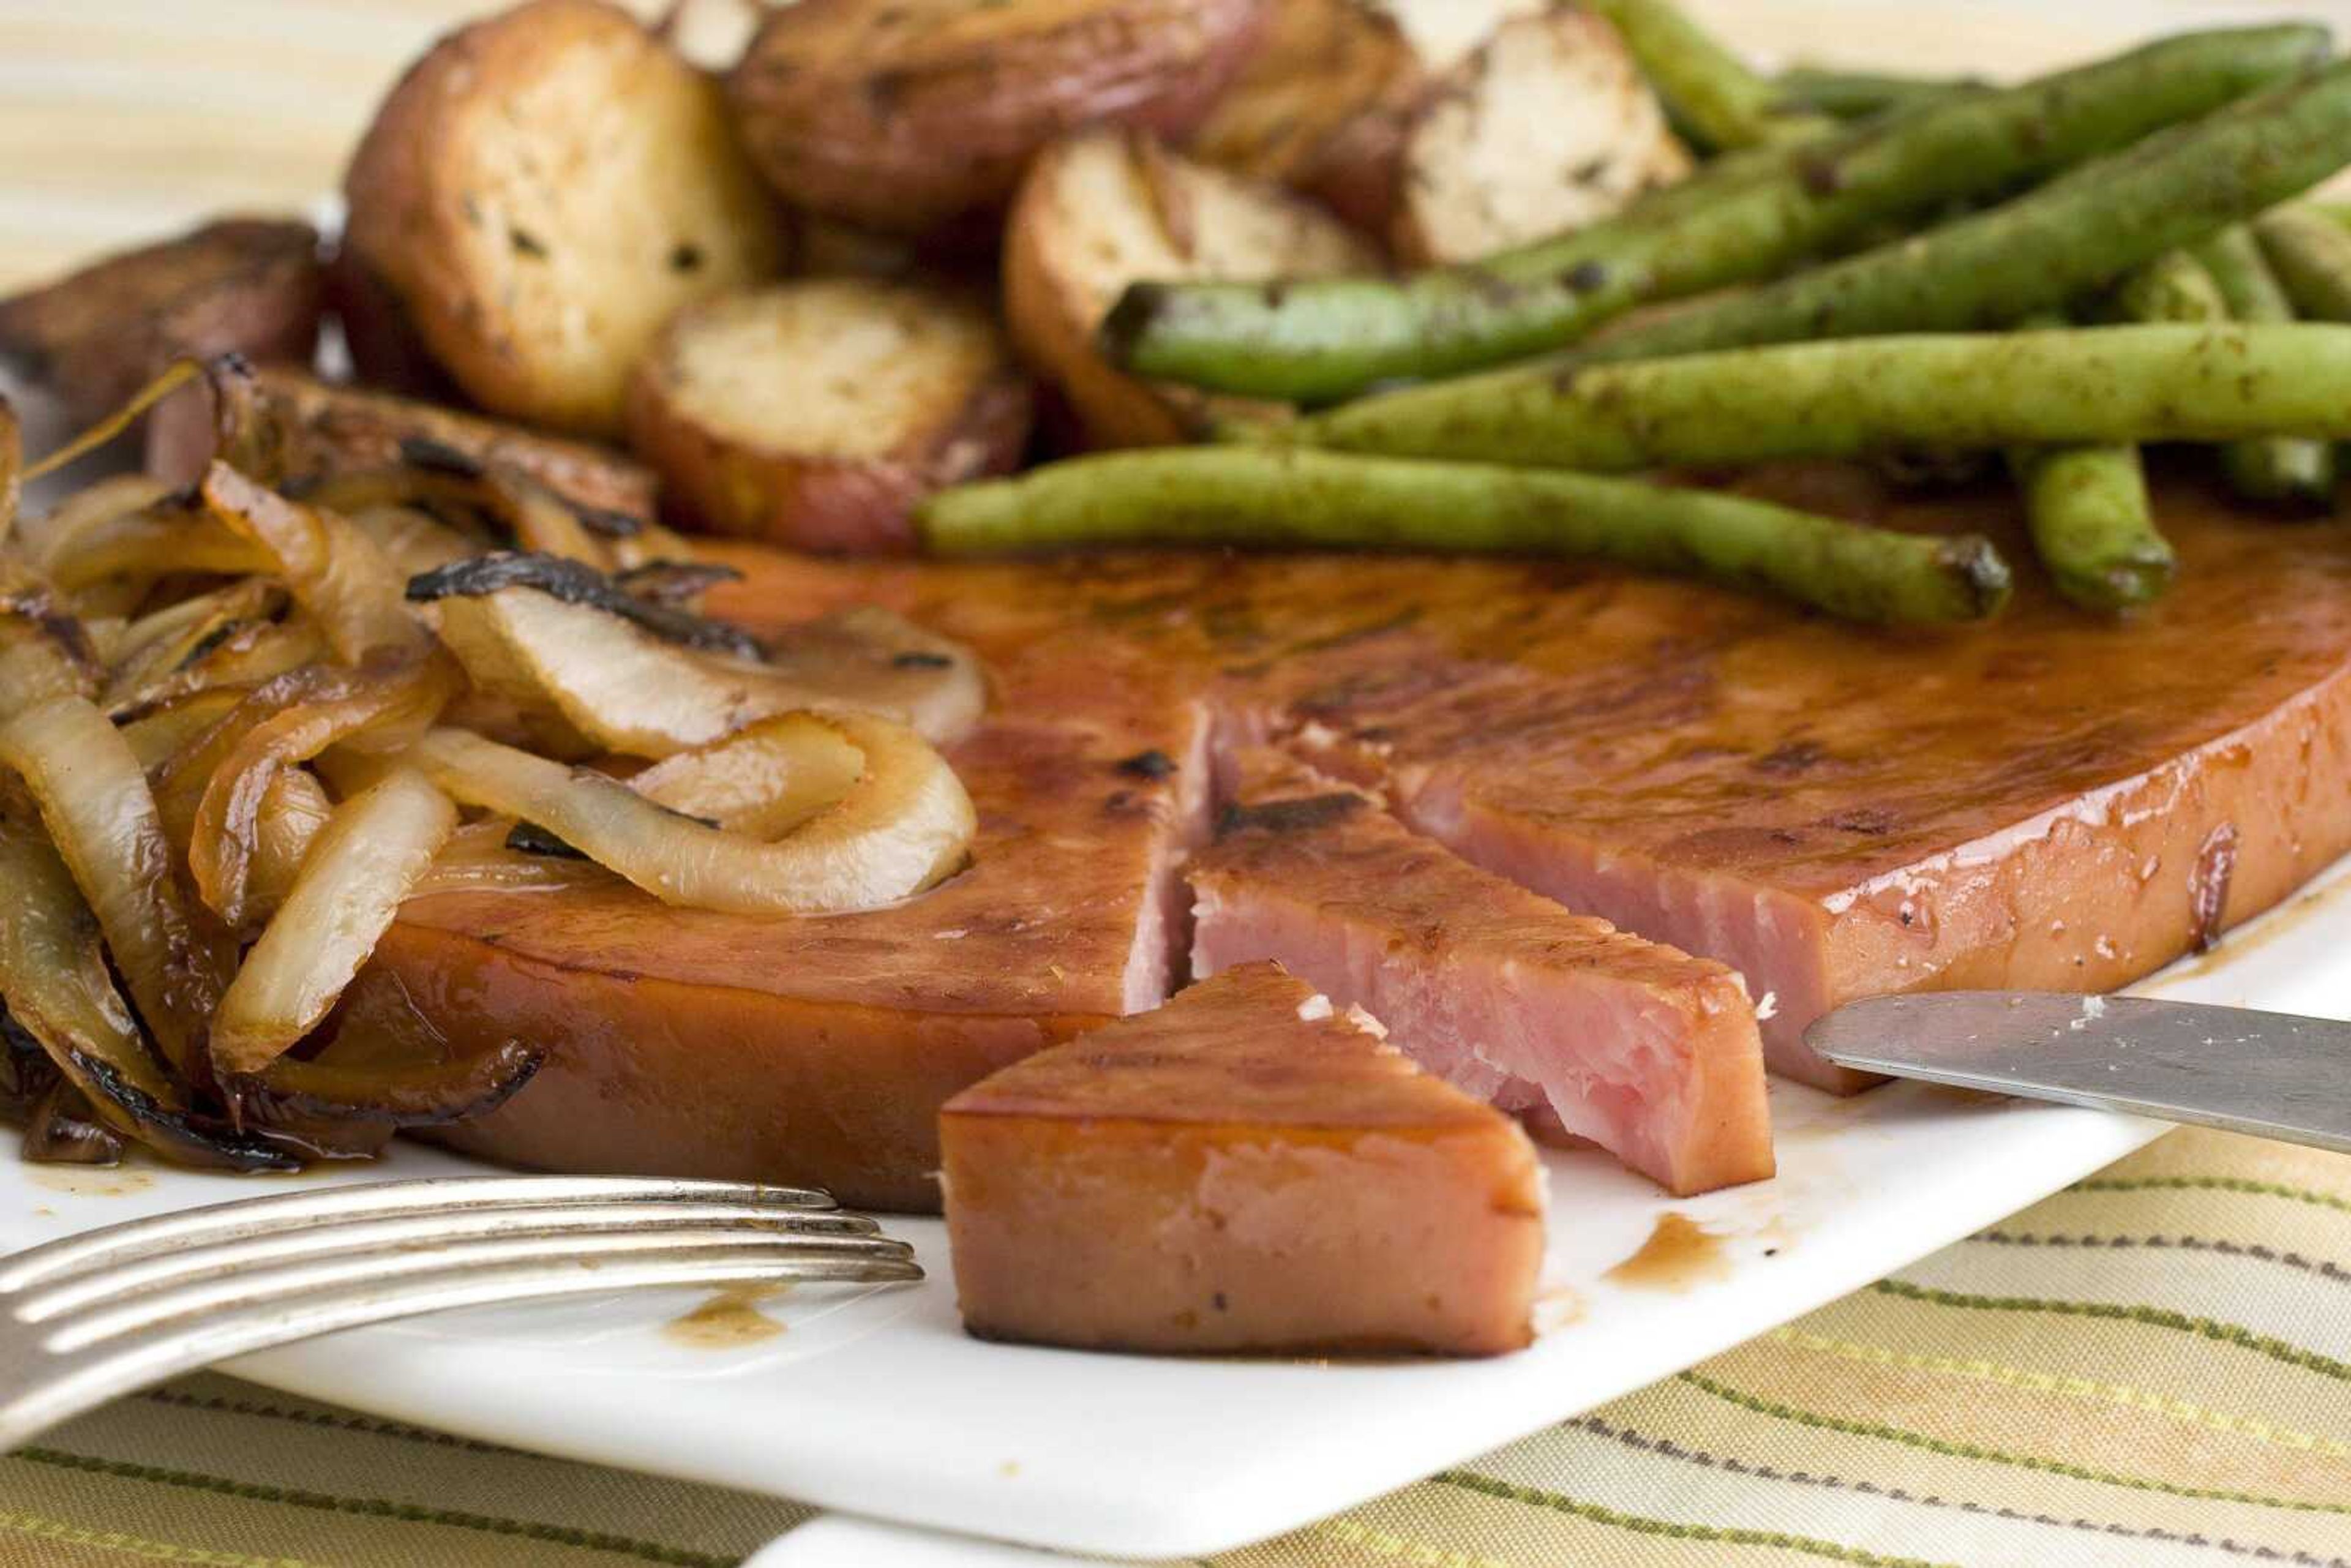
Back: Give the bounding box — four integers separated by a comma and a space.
146, 362, 658, 525
1004, 130, 1379, 449
0, 218, 323, 425
340, 0, 789, 438
626, 279, 1033, 554
727, 0, 1268, 239
1392, 8, 1690, 265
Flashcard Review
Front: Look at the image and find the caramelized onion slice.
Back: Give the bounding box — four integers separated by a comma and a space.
209, 767, 457, 1079
765, 606, 986, 748
421, 572, 820, 760
348, 504, 476, 576
106, 617, 331, 722
0, 565, 100, 721
200, 461, 428, 663
103, 577, 284, 699
244, 767, 333, 929
0, 798, 286, 1168
26, 473, 174, 576
629, 711, 865, 838
0, 696, 227, 1077
118, 688, 246, 772
409, 715, 975, 915
43, 503, 276, 594
175, 651, 460, 928
411, 817, 617, 898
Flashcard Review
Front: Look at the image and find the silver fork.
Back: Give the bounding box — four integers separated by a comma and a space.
0, 1174, 921, 1452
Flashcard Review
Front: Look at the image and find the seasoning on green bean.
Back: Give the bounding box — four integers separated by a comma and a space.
917, 448, 2012, 626
2189, 227, 2335, 510
2255, 204, 2351, 321
2002, 312, 2171, 613
1256, 325, 2351, 470
1100, 25, 2328, 403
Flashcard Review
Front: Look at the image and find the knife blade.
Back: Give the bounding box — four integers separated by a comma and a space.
1803, 991, 2351, 1153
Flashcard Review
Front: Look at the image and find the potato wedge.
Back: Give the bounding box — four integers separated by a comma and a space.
340, 0, 789, 438
1185, 0, 1420, 225
727, 0, 1267, 239
0, 218, 322, 425
626, 280, 1032, 554
145, 362, 657, 525
1004, 131, 1379, 449
1391, 8, 1690, 266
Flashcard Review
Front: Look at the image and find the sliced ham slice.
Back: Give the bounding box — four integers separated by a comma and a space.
940, 961, 1545, 1356
1191, 749, 1770, 1195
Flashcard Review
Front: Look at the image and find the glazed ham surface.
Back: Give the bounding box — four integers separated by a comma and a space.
402, 462, 2351, 1202
1193, 749, 1772, 1196
940, 961, 1546, 1356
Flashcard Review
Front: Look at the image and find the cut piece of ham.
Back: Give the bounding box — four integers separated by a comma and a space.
940, 961, 1545, 1356
1191, 749, 1771, 1195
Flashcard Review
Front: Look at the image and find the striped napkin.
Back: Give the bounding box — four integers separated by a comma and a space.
3, 1126, 2344, 1567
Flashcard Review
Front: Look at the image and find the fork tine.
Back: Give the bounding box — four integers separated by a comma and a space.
30, 1230, 915, 1347
12, 1204, 885, 1322
0, 1177, 838, 1292
0, 1244, 918, 1456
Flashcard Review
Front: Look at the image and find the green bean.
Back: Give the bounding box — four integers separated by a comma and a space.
1542, 59, 2351, 366
1777, 66, 1984, 119
1583, 0, 1829, 151
1101, 25, 2328, 403
2255, 204, 2351, 321
2003, 313, 2169, 613
2189, 227, 2335, 509
1263, 325, 2351, 470
917, 448, 2011, 626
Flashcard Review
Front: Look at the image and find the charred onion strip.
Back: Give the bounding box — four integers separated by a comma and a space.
174, 651, 460, 928
209, 768, 457, 1079
0, 696, 228, 1078
0, 567, 101, 721
200, 461, 429, 663
407, 550, 762, 656
0, 799, 286, 1168
409, 715, 975, 915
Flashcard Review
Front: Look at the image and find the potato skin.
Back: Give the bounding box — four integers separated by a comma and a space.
0, 217, 322, 424
727, 0, 1269, 239
625, 281, 1032, 555
340, 0, 789, 437
1003, 130, 1378, 449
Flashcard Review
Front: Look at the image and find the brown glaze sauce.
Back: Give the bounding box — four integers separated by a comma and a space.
26, 1168, 154, 1198
1603, 1213, 1731, 1292
662, 1284, 789, 1349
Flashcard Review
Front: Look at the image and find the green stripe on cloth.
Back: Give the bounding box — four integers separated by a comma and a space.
1673, 1369, 2351, 1516
1428, 1470, 1961, 1568
1866, 1278, 2351, 1382
8, 1450, 735, 1568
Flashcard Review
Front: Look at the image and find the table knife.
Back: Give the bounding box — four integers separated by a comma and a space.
1803, 991, 2351, 1153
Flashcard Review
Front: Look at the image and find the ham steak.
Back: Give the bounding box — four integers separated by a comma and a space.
939, 961, 1545, 1356
1192, 749, 1772, 1196
399, 462, 2351, 1203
